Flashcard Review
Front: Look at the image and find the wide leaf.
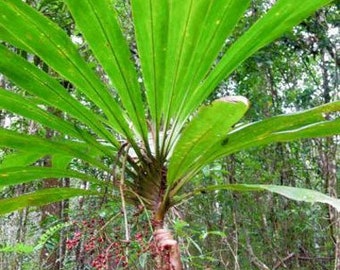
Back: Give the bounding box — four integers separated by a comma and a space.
131, 0, 249, 143
0, 0, 134, 146
0, 129, 110, 172
0, 188, 99, 215
168, 96, 249, 187
64, 0, 148, 144
173, 184, 340, 211
0, 152, 43, 169
182, 0, 333, 121
168, 101, 340, 195
213, 101, 340, 160
0, 167, 105, 188
0, 45, 119, 148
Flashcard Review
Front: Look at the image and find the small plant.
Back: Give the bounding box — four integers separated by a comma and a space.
64, 216, 153, 269
0, 243, 34, 254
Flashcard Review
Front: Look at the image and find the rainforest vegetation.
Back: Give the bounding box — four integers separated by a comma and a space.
0, 0, 339, 269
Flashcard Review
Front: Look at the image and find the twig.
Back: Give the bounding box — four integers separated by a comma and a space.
245, 230, 270, 270
273, 252, 295, 269
117, 144, 130, 266
119, 146, 130, 242
125, 188, 153, 233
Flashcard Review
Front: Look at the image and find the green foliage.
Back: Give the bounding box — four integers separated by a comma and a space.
168, 97, 249, 187
0, 167, 105, 187
0, 188, 99, 215
0, 243, 34, 254
174, 183, 340, 211
35, 221, 72, 251
168, 100, 340, 190
0, 0, 339, 229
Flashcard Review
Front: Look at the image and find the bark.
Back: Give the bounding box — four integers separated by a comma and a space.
40, 128, 62, 270
319, 43, 340, 269
223, 155, 241, 270
39, 156, 62, 270
152, 227, 183, 270
317, 137, 339, 270
59, 178, 70, 268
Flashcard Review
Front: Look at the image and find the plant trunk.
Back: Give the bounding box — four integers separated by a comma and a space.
152, 210, 183, 270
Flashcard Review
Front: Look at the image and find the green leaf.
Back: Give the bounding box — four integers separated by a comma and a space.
260, 185, 340, 211
0, 243, 34, 254
132, 0, 250, 153
0, 88, 87, 140
168, 101, 339, 197
182, 0, 332, 123
0, 87, 114, 157
212, 101, 340, 159
168, 97, 249, 187
51, 154, 73, 170
174, 184, 340, 211
0, 128, 110, 172
34, 221, 73, 251
0, 167, 104, 188
0, 188, 99, 215
0, 28, 31, 52
64, 0, 148, 143
0, 0, 133, 142
0, 45, 118, 148
0, 151, 43, 169
131, 0, 169, 130
163, 0, 250, 125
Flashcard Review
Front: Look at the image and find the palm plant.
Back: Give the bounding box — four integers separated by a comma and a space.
0, 0, 339, 268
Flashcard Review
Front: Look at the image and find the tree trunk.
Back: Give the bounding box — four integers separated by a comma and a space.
39, 156, 62, 270
152, 211, 183, 270
40, 127, 62, 270
318, 138, 340, 270
319, 42, 340, 269
152, 227, 183, 269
